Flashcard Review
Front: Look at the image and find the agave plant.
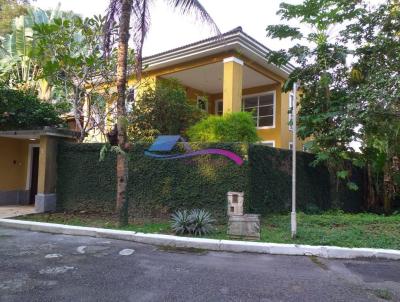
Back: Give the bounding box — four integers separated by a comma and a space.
170, 209, 215, 236
171, 210, 192, 235
188, 209, 215, 236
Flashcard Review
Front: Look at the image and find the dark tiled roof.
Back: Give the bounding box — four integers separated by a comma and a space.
143, 26, 243, 61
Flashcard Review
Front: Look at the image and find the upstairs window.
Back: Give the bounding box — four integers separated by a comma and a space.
242, 92, 275, 128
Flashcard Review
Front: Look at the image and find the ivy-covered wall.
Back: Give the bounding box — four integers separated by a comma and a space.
247, 145, 364, 214
57, 142, 364, 218
57, 142, 248, 218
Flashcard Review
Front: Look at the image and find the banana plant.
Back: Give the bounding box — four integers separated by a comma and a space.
0, 6, 63, 99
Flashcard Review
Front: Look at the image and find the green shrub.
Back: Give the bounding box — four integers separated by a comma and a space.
187, 112, 260, 143
171, 209, 215, 236
0, 87, 67, 130
127, 78, 205, 142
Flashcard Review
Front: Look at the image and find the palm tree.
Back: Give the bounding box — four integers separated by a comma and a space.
104, 0, 219, 226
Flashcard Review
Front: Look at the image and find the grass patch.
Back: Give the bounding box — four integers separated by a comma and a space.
372, 289, 392, 300
16, 211, 400, 250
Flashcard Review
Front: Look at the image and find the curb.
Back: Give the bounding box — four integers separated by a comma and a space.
1, 218, 400, 260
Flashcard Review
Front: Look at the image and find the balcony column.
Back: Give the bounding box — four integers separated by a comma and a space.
223, 57, 243, 114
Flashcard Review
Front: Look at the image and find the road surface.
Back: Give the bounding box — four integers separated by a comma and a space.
1, 227, 400, 302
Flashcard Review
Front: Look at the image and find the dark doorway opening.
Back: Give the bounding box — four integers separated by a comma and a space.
29, 147, 40, 204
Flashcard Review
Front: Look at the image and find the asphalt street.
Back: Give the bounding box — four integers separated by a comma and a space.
1, 227, 400, 302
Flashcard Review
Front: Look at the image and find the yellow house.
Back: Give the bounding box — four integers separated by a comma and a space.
89, 27, 303, 150
0, 128, 77, 211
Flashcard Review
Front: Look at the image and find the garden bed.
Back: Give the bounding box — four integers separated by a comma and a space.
16, 211, 400, 250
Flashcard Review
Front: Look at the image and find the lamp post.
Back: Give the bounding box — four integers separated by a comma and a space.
291, 82, 298, 239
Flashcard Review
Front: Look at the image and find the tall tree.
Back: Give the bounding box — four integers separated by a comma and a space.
266, 0, 399, 211
104, 0, 219, 226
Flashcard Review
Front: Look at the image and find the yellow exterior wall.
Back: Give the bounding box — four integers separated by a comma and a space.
86, 50, 303, 150
0, 138, 30, 190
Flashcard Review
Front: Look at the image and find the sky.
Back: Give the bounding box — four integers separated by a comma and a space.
33, 0, 385, 57
30, 0, 326, 56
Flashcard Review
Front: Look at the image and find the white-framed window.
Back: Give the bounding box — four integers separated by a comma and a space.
197, 96, 208, 112
289, 142, 294, 150
242, 91, 275, 128
288, 93, 294, 131
215, 99, 223, 116
261, 140, 275, 147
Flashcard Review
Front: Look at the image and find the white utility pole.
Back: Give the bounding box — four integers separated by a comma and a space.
291, 82, 298, 239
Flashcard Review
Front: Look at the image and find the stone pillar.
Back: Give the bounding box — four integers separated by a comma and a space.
227, 192, 244, 216
35, 135, 58, 213
223, 57, 243, 115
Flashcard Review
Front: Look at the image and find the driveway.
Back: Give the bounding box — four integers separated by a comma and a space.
0, 206, 35, 219
1, 227, 400, 302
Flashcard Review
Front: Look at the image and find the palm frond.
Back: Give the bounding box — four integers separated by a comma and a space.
131, 0, 151, 79
166, 0, 220, 35
104, 0, 123, 55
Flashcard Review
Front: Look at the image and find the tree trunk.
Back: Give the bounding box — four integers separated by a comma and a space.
115, 0, 133, 226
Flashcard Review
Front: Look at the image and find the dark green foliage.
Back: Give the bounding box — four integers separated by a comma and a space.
57, 142, 364, 218
247, 144, 363, 214
187, 112, 260, 143
57, 142, 248, 219
128, 78, 205, 142
0, 86, 66, 130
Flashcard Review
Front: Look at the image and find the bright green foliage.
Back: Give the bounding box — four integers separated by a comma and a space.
266, 0, 400, 211
0, 86, 67, 130
127, 79, 204, 142
171, 209, 215, 236
187, 112, 260, 143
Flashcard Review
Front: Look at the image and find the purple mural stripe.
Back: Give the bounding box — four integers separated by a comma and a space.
144, 149, 244, 166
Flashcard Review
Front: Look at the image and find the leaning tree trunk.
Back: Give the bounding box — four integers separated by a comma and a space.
115, 0, 133, 226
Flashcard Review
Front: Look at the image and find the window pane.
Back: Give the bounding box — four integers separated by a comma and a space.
259, 105, 273, 116
259, 116, 273, 127
259, 94, 274, 106
244, 97, 258, 108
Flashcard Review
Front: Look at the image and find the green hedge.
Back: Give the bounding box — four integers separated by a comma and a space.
247, 145, 363, 214
57, 142, 364, 218
57, 142, 248, 218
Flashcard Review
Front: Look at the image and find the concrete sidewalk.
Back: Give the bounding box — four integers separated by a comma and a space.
0, 206, 35, 219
